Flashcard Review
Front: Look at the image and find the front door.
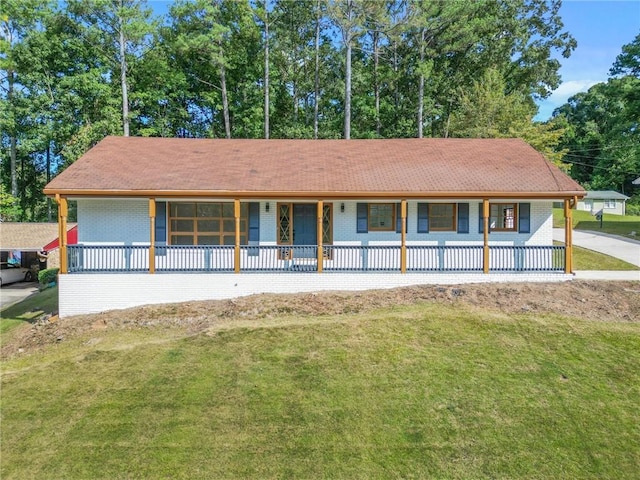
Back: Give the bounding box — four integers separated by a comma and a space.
293, 204, 317, 258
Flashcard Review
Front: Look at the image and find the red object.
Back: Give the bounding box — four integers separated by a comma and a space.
43, 225, 78, 251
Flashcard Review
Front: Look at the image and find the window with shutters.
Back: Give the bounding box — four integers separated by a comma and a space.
428, 203, 456, 231
490, 203, 517, 231
368, 203, 395, 231
169, 202, 248, 245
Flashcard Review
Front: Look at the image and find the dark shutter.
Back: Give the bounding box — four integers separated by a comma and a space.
357, 203, 368, 233
417, 203, 429, 233
518, 203, 530, 233
478, 202, 484, 233
155, 201, 167, 244
248, 202, 260, 241
457, 203, 469, 233
395, 203, 408, 233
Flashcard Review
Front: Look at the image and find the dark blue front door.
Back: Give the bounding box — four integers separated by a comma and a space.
293, 204, 316, 258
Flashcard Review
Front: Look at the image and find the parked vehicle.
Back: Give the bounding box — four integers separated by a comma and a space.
0, 262, 34, 286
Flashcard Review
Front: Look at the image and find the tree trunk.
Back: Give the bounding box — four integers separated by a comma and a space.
264, 4, 269, 139
373, 30, 380, 137
393, 41, 399, 113
119, 7, 129, 137
417, 29, 425, 139
8, 69, 18, 197
343, 0, 355, 140
47, 141, 52, 222
313, 0, 321, 139
220, 61, 231, 139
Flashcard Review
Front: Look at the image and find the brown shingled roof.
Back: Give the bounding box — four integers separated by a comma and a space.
0, 222, 76, 250
44, 137, 584, 199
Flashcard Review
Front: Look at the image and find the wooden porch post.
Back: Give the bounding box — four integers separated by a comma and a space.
564, 198, 573, 274
234, 199, 241, 273
149, 199, 156, 274
400, 199, 407, 273
483, 199, 489, 274
58, 194, 68, 274
317, 200, 323, 273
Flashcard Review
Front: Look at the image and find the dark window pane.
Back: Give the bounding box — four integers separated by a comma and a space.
198, 219, 219, 232
198, 235, 219, 245
223, 203, 234, 217
171, 219, 194, 232
171, 203, 195, 217
197, 203, 216, 217
223, 219, 235, 233
171, 235, 194, 245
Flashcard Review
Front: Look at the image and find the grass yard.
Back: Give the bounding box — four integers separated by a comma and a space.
2, 297, 639, 479
0, 286, 58, 336
553, 208, 640, 240
563, 244, 639, 270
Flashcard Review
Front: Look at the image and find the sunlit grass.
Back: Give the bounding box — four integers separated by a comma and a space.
553, 208, 640, 240
2, 303, 639, 479
0, 287, 58, 336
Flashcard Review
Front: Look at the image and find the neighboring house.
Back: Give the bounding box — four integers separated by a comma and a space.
577, 191, 630, 216
0, 222, 77, 272
632, 177, 640, 186
44, 137, 585, 317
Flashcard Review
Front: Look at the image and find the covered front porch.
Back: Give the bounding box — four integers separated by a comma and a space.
55, 197, 577, 275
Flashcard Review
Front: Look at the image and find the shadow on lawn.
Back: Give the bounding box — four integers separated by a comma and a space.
0, 286, 58, 325
575, 220, 640, 239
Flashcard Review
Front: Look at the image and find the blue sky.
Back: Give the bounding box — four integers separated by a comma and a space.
534, 0, 640, 120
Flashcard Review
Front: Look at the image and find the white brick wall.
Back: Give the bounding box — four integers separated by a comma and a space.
78, 198, 150, 245
59, 271, 573, 317
77, 198, 553, 247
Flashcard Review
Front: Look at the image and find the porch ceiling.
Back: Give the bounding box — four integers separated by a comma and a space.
44, 137, 585, 199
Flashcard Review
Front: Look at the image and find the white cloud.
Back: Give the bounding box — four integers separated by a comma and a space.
548, 79, 601, 105
535, 79, 602, 121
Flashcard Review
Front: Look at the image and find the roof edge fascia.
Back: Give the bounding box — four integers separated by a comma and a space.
44, 189, 586, 200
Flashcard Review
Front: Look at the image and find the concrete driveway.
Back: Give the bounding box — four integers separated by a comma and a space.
0, 282, 39, 310
553, 228, 640, 267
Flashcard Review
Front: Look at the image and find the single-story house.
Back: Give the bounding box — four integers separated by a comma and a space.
0, 222, 77, 272
576, 191, 630, 216
44, 136, 585, 317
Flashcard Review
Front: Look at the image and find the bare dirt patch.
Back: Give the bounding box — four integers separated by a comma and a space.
3, 281, 639, 359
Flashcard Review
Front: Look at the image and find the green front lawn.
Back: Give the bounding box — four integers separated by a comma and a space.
0, 286, 58, 336
553, 208, 640, 240
558, 243, 639, 270
2, 303, 639, 479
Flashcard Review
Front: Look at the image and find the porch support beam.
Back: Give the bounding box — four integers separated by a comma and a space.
234, 199, 241, 273
57, 194, 68, 274
317, 200, 323, 273
400, 199, 407, 273
564, 198, 573, 274
482, 199, 489, 274
149, 198, 156, 274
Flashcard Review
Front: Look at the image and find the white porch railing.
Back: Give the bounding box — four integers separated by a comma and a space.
67, 244, 565, 274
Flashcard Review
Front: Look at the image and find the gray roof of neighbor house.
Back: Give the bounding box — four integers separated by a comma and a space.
44, 136, 585, 200
0, 222, 75, 250
633, 177, 640, 185
584, 191, 630, 200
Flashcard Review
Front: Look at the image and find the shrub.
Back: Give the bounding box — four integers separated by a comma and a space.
38, 268, 59, 286
625, 202, 640, 216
